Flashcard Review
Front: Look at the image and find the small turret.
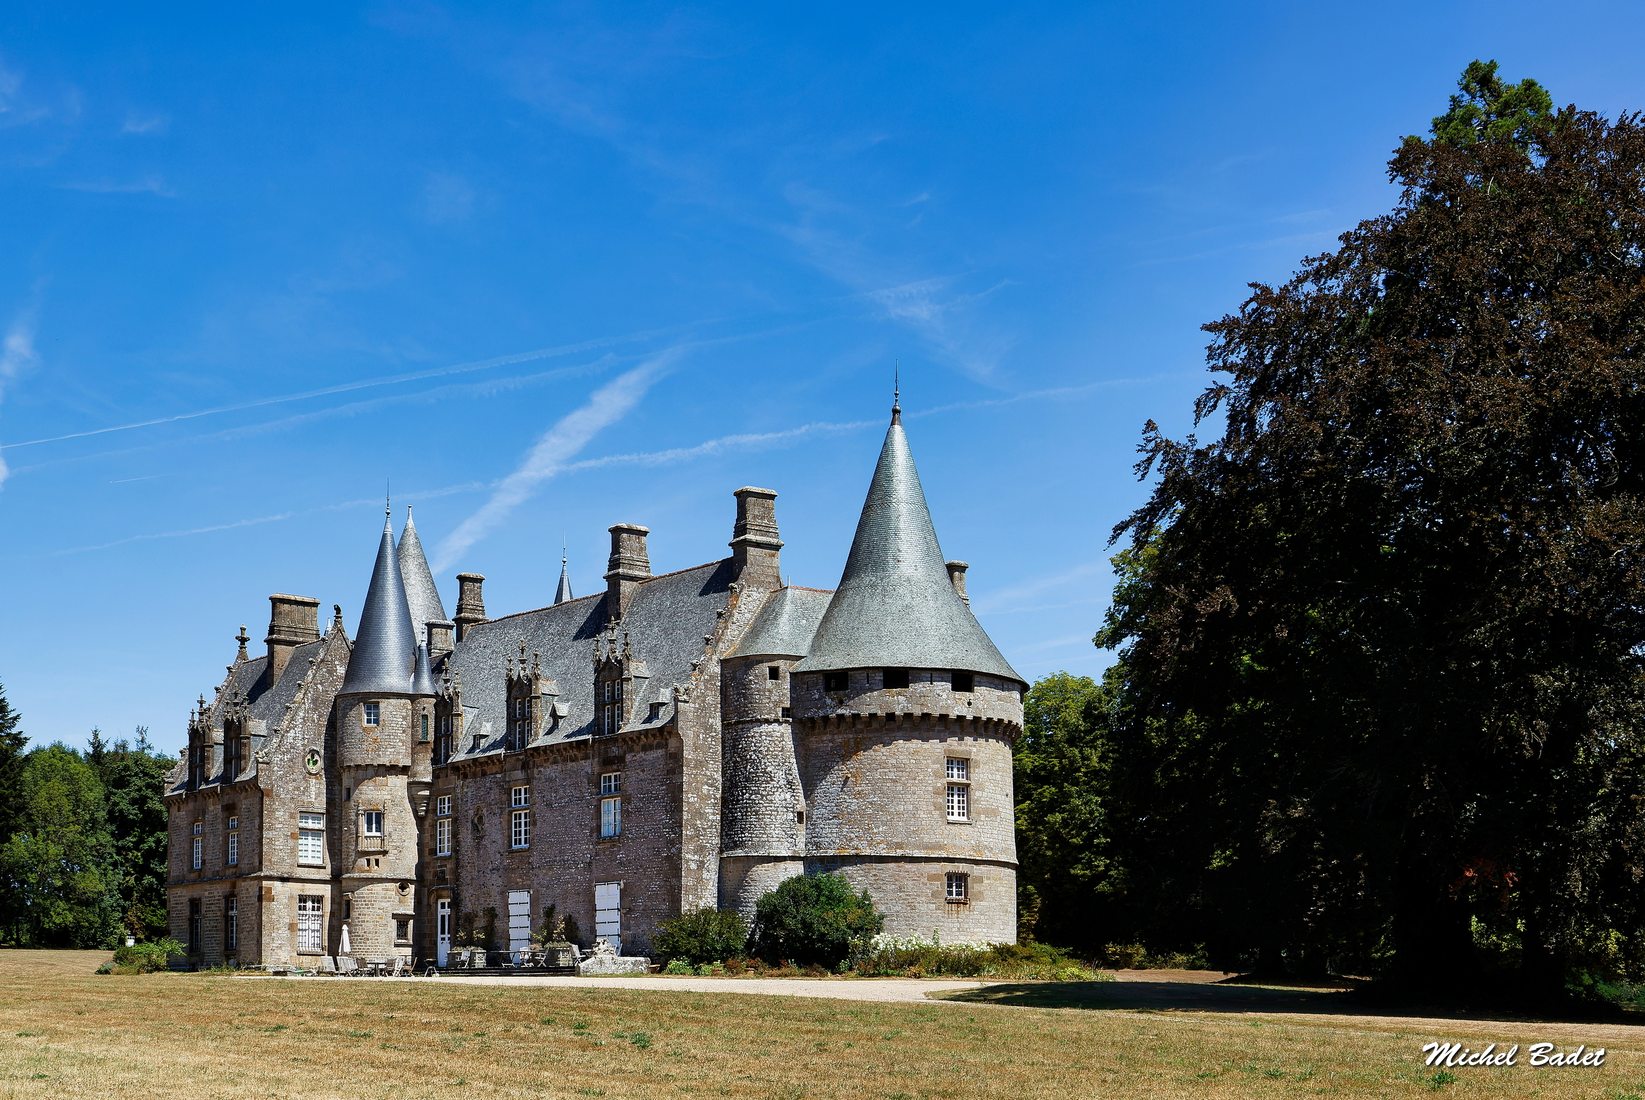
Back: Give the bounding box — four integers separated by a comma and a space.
340, 514, 417, 697
554, 546, 574, 605
397, 507, 448, 639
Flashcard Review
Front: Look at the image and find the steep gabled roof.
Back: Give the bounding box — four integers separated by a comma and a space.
397, 507, 448, 633
340, 515, 418, 696
793, 406, 1023, 684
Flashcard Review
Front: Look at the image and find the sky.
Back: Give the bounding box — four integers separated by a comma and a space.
1, 3, 1641, 756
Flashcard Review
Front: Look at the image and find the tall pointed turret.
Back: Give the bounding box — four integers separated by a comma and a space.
340, 514, 418, 696
554, 546, 574, 605
397, 506, 447, 634
410, 640, 436, 696
794, 400, 1022, 683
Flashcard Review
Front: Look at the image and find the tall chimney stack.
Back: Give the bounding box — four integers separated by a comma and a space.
453, 574, 487, 642
945, 561, 970, 605
604, 523, 651, 620
266, 594, 321, 682
426, 619, 456, 658
729, 487, 782, 588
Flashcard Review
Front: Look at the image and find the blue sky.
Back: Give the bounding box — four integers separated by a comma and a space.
1, 4, 1640, 755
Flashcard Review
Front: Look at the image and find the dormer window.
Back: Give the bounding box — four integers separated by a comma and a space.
600, 679, 624, 737
363, 703, 380, 727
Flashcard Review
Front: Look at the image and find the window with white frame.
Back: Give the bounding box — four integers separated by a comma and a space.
363, 702, 380, 726
225, 894, 237, 951
599, 772, 621, 839
945, 872, 969, 903
945, 757, 970, 822
436, 794, 452, 856
297, 812, 325, 866
191, 820, 203, 870
297, 895, 322, 951
510, 785, 530, 849
362, 809, 384, 837
227, 830, 238, 867
395, 917, 411, 943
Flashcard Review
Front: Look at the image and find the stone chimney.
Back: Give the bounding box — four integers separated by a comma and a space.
454, 574, 487, 642
426, 619, 456, 658
729, 487, 782, 588
604, 523, 651, 621
945, 561, 970, 605
266, 594, 320, 682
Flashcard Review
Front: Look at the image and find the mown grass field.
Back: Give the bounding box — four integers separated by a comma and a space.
2, 950, 1644, 1099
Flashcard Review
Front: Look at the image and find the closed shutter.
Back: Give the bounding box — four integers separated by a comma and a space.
594, 882, 621, 945
507, 890, 532, 953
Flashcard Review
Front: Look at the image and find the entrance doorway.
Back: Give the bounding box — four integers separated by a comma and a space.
435, 898, 451, 967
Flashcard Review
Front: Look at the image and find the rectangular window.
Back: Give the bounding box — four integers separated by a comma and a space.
511, 809, 531, 849
946, 758, 970, 822
436, 794, 451, 817
226, 814, 238, 831
362, 810, 384, 837
511, 785, 530, 808
225, 895, 237, 951
600, 795, 621, 839
823, 670, 848, 692
363, 702, 380, 726
946, 872, 969, 903
435, 712, 453, 764
297, 812, 325, 866
191, 820, 203, 870
882, 668, 910, 689
436, 817, 452, 857
297, 895, 322, 951
767, 665, 781, 681
227, 831, 239, 867
599, 772, 621, 796
952, 671, 974, 693
395, 917, 411, 943
188, 899, 201, 952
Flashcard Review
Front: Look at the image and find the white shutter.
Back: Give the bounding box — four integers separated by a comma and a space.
507, 890, 532, 953
594, 882, 621, 944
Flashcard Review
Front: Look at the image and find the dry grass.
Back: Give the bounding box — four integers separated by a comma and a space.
2, 950, 1644, 1098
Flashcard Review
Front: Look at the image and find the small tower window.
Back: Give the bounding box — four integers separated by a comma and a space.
952, 671, 974, 693
946, 872, 969, 903
420, 713, 430, 743
767, 665, 781, 681
363, 702, 380, 727
882, 668, 910, 690
823, 671, 848, 692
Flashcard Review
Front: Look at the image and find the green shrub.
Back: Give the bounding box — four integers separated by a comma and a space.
653, 907, 749, 966
662, 959, 695, 975
108, 937, 185, 974
852, 937, 1104, 981
751, 873, 883, 970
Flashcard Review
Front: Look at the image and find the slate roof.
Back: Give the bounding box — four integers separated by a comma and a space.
733, 586, 832, 658
554, 552, 574, 605
794, 408, 1023, 684
444, 559, 736, 757
397, 507, 448, 632
341, 516, 419, 696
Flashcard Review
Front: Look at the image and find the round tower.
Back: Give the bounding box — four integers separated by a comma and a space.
718, 588, 821, 918
333, 511, 436, 961
790, 397, 1024, 944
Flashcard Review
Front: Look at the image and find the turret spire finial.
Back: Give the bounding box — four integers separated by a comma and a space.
892, 361, 901, 424
385, 479, 391, 519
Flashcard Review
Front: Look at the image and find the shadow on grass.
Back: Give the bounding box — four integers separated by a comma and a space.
938, 977, 1644, 1025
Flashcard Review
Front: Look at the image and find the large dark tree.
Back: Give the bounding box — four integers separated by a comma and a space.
0, 682, 27, 849
1101, 63, 1645, 996
91, 728, 174, 939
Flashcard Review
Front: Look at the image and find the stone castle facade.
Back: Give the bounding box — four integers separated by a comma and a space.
164, 400, 1024, 968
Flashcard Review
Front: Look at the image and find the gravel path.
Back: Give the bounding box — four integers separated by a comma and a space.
311, 972, 990, 1003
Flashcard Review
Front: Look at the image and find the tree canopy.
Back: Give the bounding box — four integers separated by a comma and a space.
1014, 61, 1645, 1000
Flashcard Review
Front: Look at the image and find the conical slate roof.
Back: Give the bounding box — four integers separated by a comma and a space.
411, 641, 436, 696
340, 515, 418, 696
397, 507, 447, 635
735, 586, 831, 658
794, 406, 1023, 683
554, 549, 574, 605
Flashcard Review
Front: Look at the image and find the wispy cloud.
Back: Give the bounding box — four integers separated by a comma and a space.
431, 352, 679, 571
970, 560, 1111, 616
121, 110, 169, 135
60, 174, 176, 198
0, 302, 41, 489
1, 328, 680, 456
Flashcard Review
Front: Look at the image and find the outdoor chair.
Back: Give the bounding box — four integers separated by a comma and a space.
318, 956, 337, 976
337, 956, 359, 976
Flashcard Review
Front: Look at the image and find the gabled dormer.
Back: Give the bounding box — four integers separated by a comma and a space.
592, 629, 649, 737
505, 641, 543, 752
434, 667, 463, 764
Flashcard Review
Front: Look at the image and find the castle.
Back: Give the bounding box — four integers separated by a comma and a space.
164, 398, 1024, 968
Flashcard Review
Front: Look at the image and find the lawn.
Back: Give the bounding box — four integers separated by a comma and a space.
2, 950, 1643, 1099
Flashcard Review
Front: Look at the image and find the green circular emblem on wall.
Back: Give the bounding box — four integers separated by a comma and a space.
304, 748, 322, 774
